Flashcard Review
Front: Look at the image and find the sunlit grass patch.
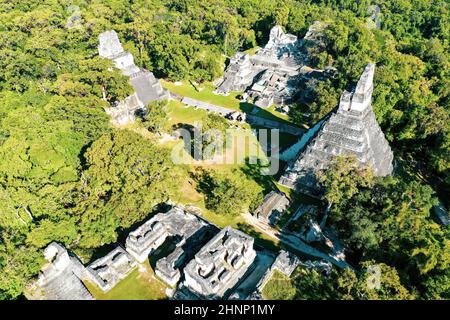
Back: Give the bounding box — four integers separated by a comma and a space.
84, 261, 167, 300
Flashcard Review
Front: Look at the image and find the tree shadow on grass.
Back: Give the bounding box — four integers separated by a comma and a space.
240, 157, 280, 193
236, 222, 279, 252
239, 102, 297, 126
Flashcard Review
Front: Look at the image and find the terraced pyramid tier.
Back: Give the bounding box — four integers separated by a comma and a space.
279, 63, 393, 195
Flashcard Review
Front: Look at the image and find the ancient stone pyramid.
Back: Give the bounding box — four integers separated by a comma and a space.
279, 63, 393, 195
98, 30, 169, 125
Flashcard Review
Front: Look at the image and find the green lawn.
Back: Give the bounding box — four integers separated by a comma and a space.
134, 88, 308, 253
84, 262, 167, 300
261, 269, 296, 300
167, 99, 208, 126
162, 80, 248, 111
162, 80, 297, 125
165, 100, 271, 168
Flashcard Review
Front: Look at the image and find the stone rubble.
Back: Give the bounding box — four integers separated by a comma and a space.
26, 242, 93, 300
247, 250, 299, 300
254, 190, 290, 226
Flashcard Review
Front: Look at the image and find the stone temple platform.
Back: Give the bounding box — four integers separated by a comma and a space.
86, 246, 137, 292
279, 63, 394, 195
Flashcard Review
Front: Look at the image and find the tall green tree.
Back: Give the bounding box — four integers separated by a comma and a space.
73, 130, 181, 248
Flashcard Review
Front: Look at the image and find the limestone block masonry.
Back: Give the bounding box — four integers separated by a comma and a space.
183, 226, 257, 299
98, 30, 169, 125
279, 63, 394, 195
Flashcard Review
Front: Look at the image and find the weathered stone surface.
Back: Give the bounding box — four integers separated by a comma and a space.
155, 247, 184, 287
126, 207, 207, 263
98, 30, 124, 58
104, 94, 141, 125
126, 206, 215, 287
247, 250, 298, 300
254, 191, 290, 226
215, 25, 302, 108
215, 52, 256, 94
272, 250, 299, 277
26, 242, 93, 300
248, 250, 332, 300
86, 246, 137, 292
130, 69, 169, 106
279, 63, 394, 195
184, 226, 256, 298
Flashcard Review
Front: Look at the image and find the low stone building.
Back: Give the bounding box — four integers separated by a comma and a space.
155, 223, 217, 288
183, 226, 257, 299
254, 191, 290, 226
271, 250, 300, 277
215, 52, 256, 94
26, 242, 93, 300
85, 246, 137, 292
98, 30, 169, 125
433, 204, 450, 227
126, 207, 208, 262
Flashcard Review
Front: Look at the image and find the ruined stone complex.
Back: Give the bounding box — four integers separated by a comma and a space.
86, 246, 137, 292
271, 250, 300, 277
29, 213, 257, 300
126, 207, 217, 287
279, 63, 394, 195
215, 26, 302, 108
98, 30, 169, 125
184, 226, 257, 298
27, 203, 341, 301
28, 207, 215, 299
